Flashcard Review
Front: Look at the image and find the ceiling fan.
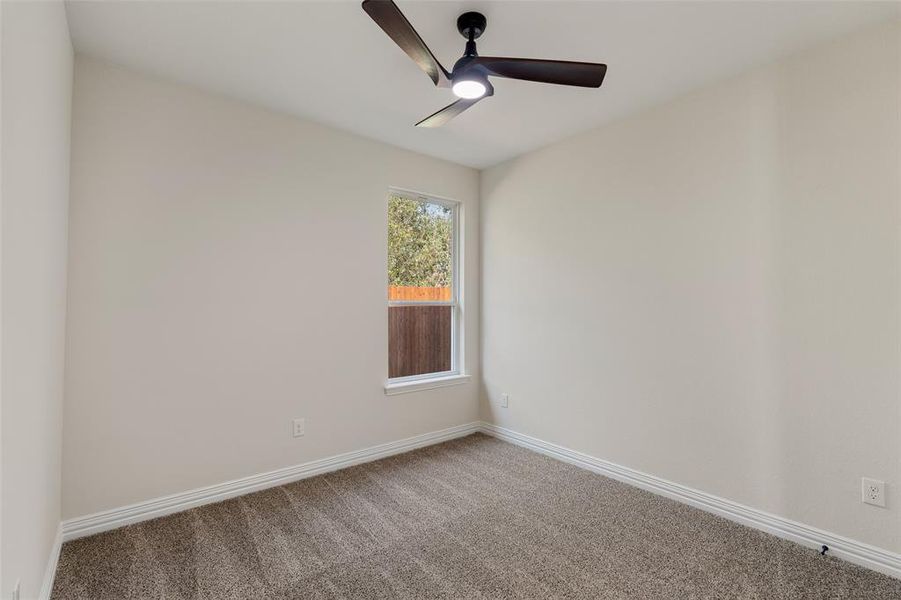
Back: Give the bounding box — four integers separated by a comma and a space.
361, 0, 607, 127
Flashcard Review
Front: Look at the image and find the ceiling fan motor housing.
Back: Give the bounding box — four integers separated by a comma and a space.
457, 12, 487, 40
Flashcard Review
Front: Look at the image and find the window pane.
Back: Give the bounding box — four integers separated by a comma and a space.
387, 195, 452, 301
388, 305, 452, 378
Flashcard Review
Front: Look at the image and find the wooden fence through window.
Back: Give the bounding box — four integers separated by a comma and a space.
388, 286, 452, 378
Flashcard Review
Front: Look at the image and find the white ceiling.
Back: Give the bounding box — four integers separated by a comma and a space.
66, 1, 899, 169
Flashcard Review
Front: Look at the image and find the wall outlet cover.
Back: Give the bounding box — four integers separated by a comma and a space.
292, 418, 305, 438
861, 477, 886, 508
500, 393, 509, 408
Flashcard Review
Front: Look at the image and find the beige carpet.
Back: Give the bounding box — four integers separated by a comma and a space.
52, 433, 900, 599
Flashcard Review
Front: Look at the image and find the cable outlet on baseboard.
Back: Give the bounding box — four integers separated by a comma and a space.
292, 418, 305, 438
861, 477, 885, 507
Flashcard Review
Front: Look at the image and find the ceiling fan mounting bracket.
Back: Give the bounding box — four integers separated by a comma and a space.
457, 12, 487, 40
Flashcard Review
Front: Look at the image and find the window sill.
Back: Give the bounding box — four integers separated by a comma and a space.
384, 374, 471, 396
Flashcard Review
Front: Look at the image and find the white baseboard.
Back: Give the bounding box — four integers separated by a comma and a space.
479, 422, 901, 580
39, 524, 63, 600
62, 422, 480, 542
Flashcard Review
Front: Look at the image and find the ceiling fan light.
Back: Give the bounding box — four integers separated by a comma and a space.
452, 79, 487, 99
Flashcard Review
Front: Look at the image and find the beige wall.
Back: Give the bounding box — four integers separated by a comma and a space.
63, 58, 480, 519
1, 1, 73, 597
480, 21, 901, 553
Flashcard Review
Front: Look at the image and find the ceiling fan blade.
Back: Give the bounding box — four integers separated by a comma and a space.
362, 0, 450, 87
415, 97, 484, 127
472, 57, 607, 88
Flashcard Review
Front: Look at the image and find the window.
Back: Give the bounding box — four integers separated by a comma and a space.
387, 191, 460, 384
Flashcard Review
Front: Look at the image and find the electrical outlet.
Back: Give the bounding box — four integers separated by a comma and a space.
500, 393, 509, 408
292, 418, 305, 438
862, 477, 886, 507
12, 580, 20, 600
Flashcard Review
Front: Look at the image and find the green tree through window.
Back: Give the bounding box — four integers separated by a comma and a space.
388, 195, 452, 288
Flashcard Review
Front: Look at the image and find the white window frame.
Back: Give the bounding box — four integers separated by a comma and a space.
385, 188, 468, 394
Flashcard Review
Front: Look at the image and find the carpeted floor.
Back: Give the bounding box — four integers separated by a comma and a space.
52, 433, 900, 599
